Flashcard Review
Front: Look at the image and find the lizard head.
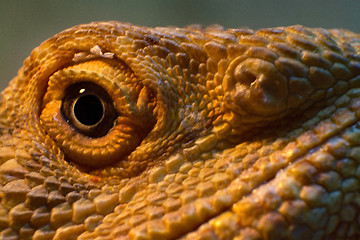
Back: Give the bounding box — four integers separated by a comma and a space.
1, 22, 360, 239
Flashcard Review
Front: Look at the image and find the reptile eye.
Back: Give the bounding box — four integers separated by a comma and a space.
61, 82, 118, 138
40, 60, 156, 171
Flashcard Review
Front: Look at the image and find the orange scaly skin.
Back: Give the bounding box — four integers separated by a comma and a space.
0, 22, 360, 239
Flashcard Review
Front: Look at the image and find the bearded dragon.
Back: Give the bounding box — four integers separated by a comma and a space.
0, 21, 359, 240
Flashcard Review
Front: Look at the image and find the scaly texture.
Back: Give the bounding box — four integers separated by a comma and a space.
0, 22, 360, 240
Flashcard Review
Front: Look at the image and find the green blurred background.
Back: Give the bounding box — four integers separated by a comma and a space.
1, 0, 359, 91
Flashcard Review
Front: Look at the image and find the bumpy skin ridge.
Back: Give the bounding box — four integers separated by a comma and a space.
0, 22, 360, 239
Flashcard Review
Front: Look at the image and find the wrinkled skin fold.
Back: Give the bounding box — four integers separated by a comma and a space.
0, 22, 360, 239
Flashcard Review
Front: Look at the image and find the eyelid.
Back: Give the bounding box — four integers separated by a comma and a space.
42, 60, 138, 117
43, 60, 121, 99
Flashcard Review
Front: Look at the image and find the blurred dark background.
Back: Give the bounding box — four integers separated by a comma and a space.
1, 0, 359, 91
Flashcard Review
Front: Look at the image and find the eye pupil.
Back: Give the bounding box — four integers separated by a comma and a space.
61, 82, 118, 138
74, 94, 104, 126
